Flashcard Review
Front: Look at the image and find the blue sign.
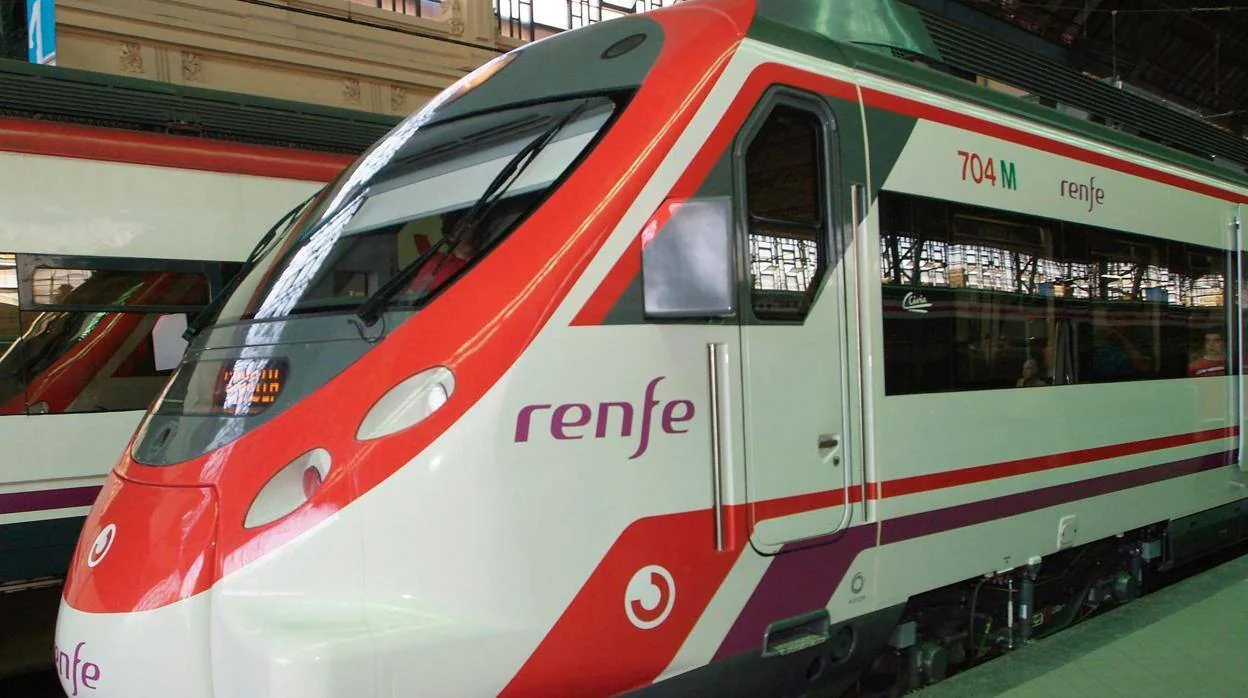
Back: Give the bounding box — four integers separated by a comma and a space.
26, 0, 56, 66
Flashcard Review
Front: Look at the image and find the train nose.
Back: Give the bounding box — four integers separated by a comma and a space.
54, 593, 213, 698
55, 472, 219, 697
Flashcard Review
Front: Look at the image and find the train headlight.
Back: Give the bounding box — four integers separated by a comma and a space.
356, 366, 455, 441
244, 448, 331, 529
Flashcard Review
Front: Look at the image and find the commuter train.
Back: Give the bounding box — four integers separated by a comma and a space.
56, 0, 1248, 696
0, 60, 394, 593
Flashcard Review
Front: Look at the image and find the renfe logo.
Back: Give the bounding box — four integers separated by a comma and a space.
625, 565, 676, 630
1060, 176, 1106, 212
514, 376, 694, 459
86, 523, 116, 568
54, 641, 101, 696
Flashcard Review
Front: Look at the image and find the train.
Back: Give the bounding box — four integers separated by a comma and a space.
0, 58, 397, 594
54, 0, 1248, 696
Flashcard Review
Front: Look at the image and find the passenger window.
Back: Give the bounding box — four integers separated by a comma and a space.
879, 191, 1234, 395
32, 268, 209, 308
15, 309, 195, 414
743, 103, 828, 321
8, 258, 224, 415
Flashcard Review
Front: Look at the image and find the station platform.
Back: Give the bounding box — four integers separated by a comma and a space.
915, 551, 1248, 697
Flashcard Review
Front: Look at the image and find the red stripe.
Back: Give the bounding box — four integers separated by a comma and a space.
570, 197, 692, 326
0, 117, 353, 181
750, 481, 864, 523
747, 426, 1239, 524
571, 236, 642, 326
882, 425, 1238, 498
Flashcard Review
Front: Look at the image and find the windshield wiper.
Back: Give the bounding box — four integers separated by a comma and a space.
356, 100, 590, 326
183, 193, 317, 339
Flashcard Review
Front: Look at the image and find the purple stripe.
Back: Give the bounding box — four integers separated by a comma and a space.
714, 527, 875, 659
0, 485, 102, 515
714, 448, 1236, 659
881, 449, 1235, 544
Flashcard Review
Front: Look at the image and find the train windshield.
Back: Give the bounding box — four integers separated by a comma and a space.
212, 95, 617, 325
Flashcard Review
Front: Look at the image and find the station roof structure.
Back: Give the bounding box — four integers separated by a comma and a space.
911, 0, 1248, 138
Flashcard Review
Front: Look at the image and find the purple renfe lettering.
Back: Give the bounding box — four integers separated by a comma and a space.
629, 376, 666, 460
551, 403, 591, 440
662, 400, 694, 434
514, 377, 696, 457
57, 648, 70, 679
514, 404, 552, 442
81, 663, 100, 689
596, 401, 634, 438
55, 641, 98, 696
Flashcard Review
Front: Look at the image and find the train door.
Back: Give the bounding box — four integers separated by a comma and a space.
736, 88, 858, 549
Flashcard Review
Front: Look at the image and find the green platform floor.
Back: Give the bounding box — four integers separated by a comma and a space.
914, 553, 1248, 697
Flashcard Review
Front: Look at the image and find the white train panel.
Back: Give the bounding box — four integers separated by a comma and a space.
0, 151, 321, 261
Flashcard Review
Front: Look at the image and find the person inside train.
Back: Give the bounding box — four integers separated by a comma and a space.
1187, 330, 1227, 377
409, 192, 539, 295
407, 207, 486, 293
1015, 357, 1047, 387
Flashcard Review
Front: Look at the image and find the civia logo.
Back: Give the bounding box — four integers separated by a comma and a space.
625, 565, 676, 630
86, 523, 116, 568
54, 641, 101, 696
514, 376, 695, 459
902, 291, 932, 314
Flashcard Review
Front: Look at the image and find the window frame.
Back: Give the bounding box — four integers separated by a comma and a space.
732, 87, 840, 325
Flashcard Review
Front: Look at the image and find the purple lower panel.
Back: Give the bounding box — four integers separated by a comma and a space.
714, 448, 1237, 659
713, 526, 876, 659
0, 485, 102, 515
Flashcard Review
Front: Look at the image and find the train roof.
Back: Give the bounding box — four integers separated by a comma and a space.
754, 0, 1248, 191
0, 58, 400, 155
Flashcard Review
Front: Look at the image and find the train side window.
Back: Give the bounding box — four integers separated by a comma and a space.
878, 190, 1234, 395
30, 267, 209, 308
11, 256, 225, 415
742, 102, 828, 322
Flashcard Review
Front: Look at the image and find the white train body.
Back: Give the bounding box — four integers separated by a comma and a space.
56, 1, 1248, 696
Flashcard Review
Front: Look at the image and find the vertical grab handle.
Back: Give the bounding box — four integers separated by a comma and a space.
708, 342, 726, 550
1235, 213, 1246, 471
851, 182, 868, 229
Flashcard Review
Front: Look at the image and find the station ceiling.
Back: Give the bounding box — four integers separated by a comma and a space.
939, 1, 1248, 136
